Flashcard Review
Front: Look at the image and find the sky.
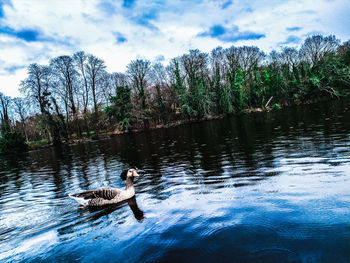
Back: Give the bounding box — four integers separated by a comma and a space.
0, 0, 349, 97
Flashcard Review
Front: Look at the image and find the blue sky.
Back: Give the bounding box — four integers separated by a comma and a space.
0, 0, 349, 97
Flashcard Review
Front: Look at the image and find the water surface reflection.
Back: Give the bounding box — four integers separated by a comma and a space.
0, 100, 350, 262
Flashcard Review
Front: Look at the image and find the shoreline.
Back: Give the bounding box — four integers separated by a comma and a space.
27, 114, 229, 151
25, 97, 337, 151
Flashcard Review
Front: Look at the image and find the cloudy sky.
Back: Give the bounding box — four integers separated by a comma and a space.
0, 0, 349, 97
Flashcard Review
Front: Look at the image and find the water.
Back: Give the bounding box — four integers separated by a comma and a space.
1, 100, 350, 263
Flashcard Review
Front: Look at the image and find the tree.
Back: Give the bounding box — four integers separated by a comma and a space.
7, 34, 350, 141
85, 54, 106, 135
300, 35, 340, 66
73, 51, 90, 136
210, 46, 234, 114
13, 97, 29, 141
20, 63, 62, 145
167, 58, 187, 115
86, 54, 106, 115
224, 48, 246, 111
20, 64, 50, 113
180, 49, 211, 118
105, 85, 132, 131
127, 59, 151, 128
276, 48, 301, 101
338, 40, 350, 66
100, 72, 115, 107
51, 55, 81, 138
0, 92, 11, 135
225, 46, 265, 108
149, 63, 170, 123
111, 72, 129, 88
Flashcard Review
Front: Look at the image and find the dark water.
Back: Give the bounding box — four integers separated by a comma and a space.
1, 100, 350, 263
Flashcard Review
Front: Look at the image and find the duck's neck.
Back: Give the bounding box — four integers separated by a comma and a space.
125, 177, 134, 190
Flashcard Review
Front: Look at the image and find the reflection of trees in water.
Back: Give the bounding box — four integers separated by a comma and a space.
2, 98, 350, 205
74, 143, 95, 189
0, 153, 30, 203
51, 146, 72, 196
173, 113, 281, 187
124, 130, 172, 200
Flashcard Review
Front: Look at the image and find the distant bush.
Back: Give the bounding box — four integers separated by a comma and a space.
0, 131, 28, 155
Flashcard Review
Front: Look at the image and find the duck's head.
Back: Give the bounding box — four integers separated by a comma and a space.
120, 168, 139, 180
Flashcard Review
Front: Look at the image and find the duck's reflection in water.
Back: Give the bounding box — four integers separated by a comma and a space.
83, 195, 144, 221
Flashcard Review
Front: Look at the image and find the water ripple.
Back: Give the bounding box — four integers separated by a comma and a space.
1, 99, 350, 262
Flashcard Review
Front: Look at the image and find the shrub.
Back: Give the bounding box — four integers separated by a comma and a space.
0, 131, 28, 155
270, 103, 281, 111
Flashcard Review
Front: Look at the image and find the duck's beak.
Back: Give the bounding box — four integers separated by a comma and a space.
132, 170, 139, 177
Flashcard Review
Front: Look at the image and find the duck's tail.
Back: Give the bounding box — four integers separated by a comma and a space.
68, 192, 90, 205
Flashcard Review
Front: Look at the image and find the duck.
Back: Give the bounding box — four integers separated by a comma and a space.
69, 168, 139, 207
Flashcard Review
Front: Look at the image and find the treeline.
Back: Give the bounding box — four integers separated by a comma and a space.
1, 34, 350, 147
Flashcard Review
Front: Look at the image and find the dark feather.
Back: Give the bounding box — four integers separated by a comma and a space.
71, 188, 121, 200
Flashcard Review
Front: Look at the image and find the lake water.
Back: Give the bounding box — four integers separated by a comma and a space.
1, 100, 350, 263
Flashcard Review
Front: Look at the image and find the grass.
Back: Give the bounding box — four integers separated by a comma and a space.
27, 139, 50, 149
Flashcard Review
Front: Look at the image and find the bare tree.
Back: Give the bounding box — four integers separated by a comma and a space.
13, 97, 29, 141
225, 46, 265, 76
111, 72, 129, 88
181, 49, 208, 81
99, 72, 115, 107
85, 54, 106, 134
280, 47, 300, 70
150, 63, 170, 123
151, 62, 167, 86
300, 35, 340, 66
210, 46, 225, 76
20, 63, 62, 145
73, 51, 90, 136
20, 64, 51, 113
51, 55, 81, 138
86, 54, 106, 115
0, 92, 11, 135
127, 59, 151, 128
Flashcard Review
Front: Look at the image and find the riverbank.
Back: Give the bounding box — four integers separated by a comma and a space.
25, 107, 278, 151
25, 97, 338, 151
26, 114, 229, 150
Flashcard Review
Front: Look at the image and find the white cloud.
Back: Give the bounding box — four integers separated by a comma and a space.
0, 68, 26, 97
0, 0, 349, 97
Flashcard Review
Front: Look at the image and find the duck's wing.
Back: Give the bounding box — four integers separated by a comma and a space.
70, 188, 122, 200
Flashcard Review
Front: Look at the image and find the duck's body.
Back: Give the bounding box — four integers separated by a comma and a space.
69, 169, 138, 207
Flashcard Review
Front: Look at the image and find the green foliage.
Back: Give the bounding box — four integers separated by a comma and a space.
226, 68, 245, 112
0, 131, 28, 155
187, 81, 212, 119
10, 34, 350, 139
121, 118, 131, 131
105, 86, 133, 131
343, 50, 350, 66
104, 106, 116, 118
170, 59, 188, 117
270, 103, 281, 111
